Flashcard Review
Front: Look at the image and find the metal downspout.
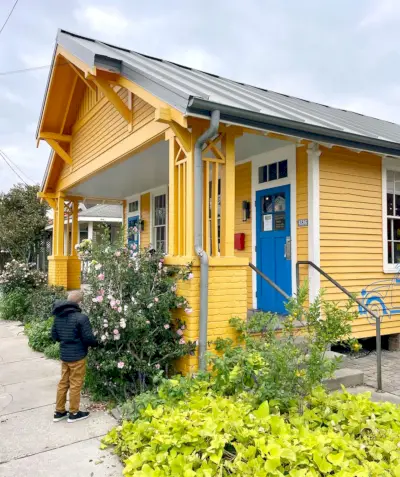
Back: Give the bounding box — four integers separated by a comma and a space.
194, 110, 220, 371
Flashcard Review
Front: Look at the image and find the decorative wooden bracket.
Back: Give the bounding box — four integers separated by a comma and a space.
68, 62, 97, 92
45, 139, 72, 166
39, 133, 72, 143
155, 108, 191, 152
87, 75, 131, 123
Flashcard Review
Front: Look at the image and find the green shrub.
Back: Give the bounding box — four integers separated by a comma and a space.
0, 260, 46, 294
0, 288, 30, 320
25, 317, 54, 352
80, 229, 195, 401
28, 285, 65, 323
44, 342, 60, 360
208, 284, 358, 411
103, 386, 400, 476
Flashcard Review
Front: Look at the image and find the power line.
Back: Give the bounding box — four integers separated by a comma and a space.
0, 149, 35, 184
0, 149, 35, 185
0, 61, 71, 76
0, 0, 20, 36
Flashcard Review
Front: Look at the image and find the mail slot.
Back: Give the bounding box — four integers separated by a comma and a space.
234, 233, 245, 251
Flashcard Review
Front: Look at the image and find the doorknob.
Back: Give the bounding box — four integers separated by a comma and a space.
284, 237, 291, 260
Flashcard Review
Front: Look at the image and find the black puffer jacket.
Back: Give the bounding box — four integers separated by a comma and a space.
51, 300, 98, 362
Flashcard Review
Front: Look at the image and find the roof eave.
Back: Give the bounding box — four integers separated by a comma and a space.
188, 98, 400, 157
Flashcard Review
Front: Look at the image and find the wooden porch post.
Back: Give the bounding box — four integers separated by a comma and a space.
71, 200, 79, 255
220, 131, 235, 257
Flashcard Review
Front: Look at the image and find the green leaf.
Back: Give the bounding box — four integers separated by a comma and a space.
327, 451, 344, 466
254, 401, 270, 419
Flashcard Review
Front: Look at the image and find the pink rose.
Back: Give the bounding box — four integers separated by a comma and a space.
117, 306, 122, 313
181, 325, 186, 330
115, 251, 121, 257
177, 329, 183, 336
98, 273, 105, 281
97, 296, 104, 303
187, 273, 194, 280
164, 324, 170, 329
110, 300, 116, 308
179, 338, 186, 345
116, 300, 121, 305
171, 285, 177, 292
154, 297, 159, 303
184, 307, 192, 314
117, 361, 125, 369
113, 329, 119, 335
113, 334, 120, 341
155, 364, 161, 370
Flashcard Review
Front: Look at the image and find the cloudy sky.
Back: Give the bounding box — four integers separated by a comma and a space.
1, 0, 400, 192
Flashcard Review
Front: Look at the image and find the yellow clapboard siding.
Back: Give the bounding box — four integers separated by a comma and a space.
234, 162, 253, 308
66, 86, 155, 182
319, 149, 400, 338
140, 193, 151, 248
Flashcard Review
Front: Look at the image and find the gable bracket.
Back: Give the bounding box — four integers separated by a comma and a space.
45, 139, 72, 166
87, 75, 131, 123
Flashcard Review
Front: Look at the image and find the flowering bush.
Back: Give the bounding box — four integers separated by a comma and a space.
82, 233, 195, 400
0, 260, 46, 294
75, 238, 92, 259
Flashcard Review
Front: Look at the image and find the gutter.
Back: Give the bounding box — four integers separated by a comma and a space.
188, 98, 400, 157
194, 110, 220, 371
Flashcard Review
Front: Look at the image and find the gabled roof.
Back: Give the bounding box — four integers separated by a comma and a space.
79, 204, 122, 219
43, 29, 400, 156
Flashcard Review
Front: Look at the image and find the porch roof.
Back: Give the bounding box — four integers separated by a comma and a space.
41, 29, 400, 157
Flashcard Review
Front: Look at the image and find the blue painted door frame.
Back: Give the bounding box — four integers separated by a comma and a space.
128, 215, 140, 249
256, 185, 292, 314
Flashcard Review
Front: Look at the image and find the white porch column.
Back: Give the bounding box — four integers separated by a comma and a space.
307, 142, 321, 303
88, 221, 94, 241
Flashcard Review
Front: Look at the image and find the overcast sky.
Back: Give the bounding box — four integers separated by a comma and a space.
1, 0, 400, 192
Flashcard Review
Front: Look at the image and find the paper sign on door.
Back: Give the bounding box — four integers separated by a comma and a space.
263, 214, 273, 231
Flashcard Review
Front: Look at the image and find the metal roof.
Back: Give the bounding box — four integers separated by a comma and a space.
50, 30, 400, 156
79, 204, 123, 219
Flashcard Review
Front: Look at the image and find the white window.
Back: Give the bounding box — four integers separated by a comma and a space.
383, 159, 400, 272
153, 193, 167, 253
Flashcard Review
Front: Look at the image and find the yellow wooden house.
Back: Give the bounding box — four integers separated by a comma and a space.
38, 30, 400, 370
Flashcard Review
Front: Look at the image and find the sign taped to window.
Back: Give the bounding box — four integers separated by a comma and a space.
263, 214, 273, 231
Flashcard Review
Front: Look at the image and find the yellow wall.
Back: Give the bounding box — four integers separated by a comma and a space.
296, 146, 309, 286
319, 147, 400, 338
140, 192, 151, 248
59, 87, 155, 184
234, 162, 253, 308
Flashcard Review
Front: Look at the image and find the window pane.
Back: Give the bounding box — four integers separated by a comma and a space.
258, 165, 268, 183
274, 213, 285, 230
278, 160, 288, 179
396, 195, 400, 217
394, 219, 400, 240
154, 195, 166, 226
262, 196, 273, 213
388, 241, 393, 264
395, 171, 400, 196
388, 219, 393, 240
274, 193, 286, 212
387, 170, 395, 194
128, 201, 138, 213
269, 163, 277, 181
388, 193, 394, 216
395, 243, 400, 264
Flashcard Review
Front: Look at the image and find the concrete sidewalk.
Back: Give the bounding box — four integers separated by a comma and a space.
0, 321, 123, 477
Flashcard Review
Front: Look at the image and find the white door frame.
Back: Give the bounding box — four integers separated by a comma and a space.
251, 144, 297, 309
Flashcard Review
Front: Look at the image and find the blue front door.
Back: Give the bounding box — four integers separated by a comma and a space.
256, 185, 291, 314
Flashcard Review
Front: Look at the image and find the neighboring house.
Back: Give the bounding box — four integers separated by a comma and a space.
37, 30, 400, 370
46, 203, 123, 255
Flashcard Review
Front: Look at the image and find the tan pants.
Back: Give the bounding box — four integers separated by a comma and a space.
56, 359, 86, 414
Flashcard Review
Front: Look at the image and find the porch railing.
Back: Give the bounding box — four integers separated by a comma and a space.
296, 260, 382, 391
249, 262, 290, 300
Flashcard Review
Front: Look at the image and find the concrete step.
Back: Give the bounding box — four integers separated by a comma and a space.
323, 368, 364, 391
325, 350, 351, 368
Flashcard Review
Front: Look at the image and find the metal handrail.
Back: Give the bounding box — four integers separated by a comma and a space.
296, 260, 382, 391
249, 262, 290, 300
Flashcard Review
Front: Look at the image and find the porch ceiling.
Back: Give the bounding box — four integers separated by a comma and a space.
68, 133, 288, 200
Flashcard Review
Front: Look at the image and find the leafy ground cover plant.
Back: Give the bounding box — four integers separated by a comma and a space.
104, 385, 400, 476
80, 230, 196, 401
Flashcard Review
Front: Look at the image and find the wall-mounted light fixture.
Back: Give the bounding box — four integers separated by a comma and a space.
140, 219, 145, 232
242, 201, 251, 222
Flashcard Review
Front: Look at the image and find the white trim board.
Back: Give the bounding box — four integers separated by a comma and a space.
251, 143, 297, 309
307, 143, 321, 302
